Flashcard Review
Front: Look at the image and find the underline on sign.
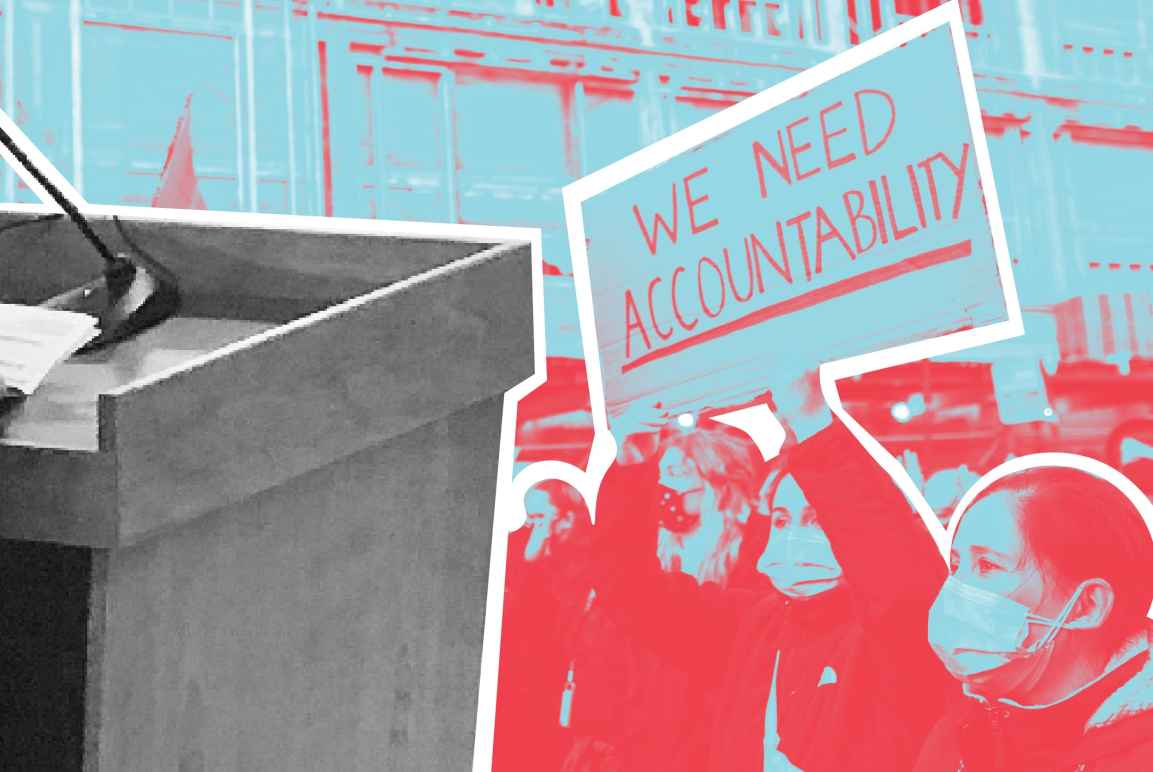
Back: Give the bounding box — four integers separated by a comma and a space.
620, 238, 974, 374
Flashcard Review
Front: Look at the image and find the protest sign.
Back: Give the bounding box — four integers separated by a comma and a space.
566, 11, 1016, 424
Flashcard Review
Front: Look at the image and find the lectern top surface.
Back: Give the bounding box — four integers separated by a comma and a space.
0, 317, 273, 451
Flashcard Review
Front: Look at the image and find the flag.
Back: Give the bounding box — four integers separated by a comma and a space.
152, 94, 207, 210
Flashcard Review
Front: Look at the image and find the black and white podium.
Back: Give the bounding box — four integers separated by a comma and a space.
0, 209, 532, 770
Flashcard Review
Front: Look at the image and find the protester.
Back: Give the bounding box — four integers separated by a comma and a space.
592, 372, 951, 771
554, 419, 761, 771
916, 466, 1153, 771
703, 395, 952, 771
493, 481, 593, 771
495, 416, 762, 772
653, 424, 759, 585
520, 481, 585, 564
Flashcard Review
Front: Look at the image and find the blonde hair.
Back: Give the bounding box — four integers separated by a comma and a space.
655, 426, 758, 586
656, 522, 743, 586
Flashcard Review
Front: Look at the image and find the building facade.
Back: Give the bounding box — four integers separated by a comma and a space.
0, 0, 1150, 363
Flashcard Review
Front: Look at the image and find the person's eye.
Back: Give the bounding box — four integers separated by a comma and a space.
772, 513, 790, 529
948, 554, 959, 575
975, 557, 1002, 576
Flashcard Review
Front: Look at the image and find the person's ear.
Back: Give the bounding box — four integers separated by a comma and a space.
1065, 578, 1115, 630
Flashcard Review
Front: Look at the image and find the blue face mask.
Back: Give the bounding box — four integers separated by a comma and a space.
927, 576, 1087, 679
758, 531, 844, 598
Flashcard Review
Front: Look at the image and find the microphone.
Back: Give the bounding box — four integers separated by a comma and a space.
0, 123, 180, 352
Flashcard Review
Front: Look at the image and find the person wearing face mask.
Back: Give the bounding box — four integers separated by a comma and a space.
701, 404, 951, 771
551, 416, 761, 772
653, 428, 757, 586
591, 373, 950, 771
916, 466, 1153, 772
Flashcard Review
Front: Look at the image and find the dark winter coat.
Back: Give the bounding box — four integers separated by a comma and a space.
702, 419, 951, 771
914, 628, 1153, 772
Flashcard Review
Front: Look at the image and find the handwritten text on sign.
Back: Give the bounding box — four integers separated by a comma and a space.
625, 89, 971, 370
578, 24, 1007, 415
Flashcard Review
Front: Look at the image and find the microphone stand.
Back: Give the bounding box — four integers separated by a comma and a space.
0, 123, 180, 352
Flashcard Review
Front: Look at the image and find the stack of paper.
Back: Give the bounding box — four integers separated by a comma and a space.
0, 303, 99, 397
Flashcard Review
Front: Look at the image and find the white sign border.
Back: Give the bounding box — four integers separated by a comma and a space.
558, 1, 1024, 556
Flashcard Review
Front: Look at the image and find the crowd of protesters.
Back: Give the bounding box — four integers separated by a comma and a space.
493, 379, 1153, 772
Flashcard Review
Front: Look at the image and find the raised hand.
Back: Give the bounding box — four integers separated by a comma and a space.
768, 368, 833, 445
707, 367, 833, 463
609, 399, 672, 464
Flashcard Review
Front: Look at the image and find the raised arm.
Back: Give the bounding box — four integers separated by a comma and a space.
786, 417, 946, 619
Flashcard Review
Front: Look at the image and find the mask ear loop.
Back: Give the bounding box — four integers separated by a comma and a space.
1020, 580, 1090, 655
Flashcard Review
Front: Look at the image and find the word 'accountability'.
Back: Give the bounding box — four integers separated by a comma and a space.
622, 88, 974, 371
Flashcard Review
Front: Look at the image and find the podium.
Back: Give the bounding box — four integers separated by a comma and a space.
0, 208, 533, 770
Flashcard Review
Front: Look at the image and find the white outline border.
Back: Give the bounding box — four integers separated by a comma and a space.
5, 11, 1147, 772
491, 4, 1153, 764
497, 5, 1024, 766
